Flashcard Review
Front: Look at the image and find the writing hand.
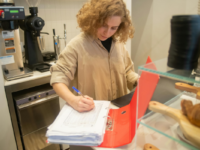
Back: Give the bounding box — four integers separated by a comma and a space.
71, 95, 95, 112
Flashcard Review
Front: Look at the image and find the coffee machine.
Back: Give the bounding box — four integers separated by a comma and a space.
0, 1, 33, 80
19, 7, 51, 72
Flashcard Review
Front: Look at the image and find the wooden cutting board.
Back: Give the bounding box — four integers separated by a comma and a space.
149, 101, 200, 148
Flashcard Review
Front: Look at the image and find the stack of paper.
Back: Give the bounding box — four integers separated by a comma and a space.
46, 100, 110, 146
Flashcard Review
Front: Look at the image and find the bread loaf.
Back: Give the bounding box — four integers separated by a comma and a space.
181, 100, 200, 127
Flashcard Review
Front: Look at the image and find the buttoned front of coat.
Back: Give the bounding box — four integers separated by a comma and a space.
50, 32, 138, 101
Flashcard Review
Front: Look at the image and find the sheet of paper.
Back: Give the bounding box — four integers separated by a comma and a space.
64, 102, 103, 127
49, 100, 110, 135
46, 100, 110, 146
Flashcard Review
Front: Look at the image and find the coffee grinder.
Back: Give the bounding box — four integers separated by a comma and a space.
0, 1, 33, 80
19, 7, 51, 72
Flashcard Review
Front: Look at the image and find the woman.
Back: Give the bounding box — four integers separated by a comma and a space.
50, 0, 139, 112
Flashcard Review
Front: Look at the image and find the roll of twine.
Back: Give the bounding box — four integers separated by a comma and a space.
167, 15, 200, 70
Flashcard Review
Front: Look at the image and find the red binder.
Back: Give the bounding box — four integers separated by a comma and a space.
98, 57, 159, 148
145, 56, 157, 70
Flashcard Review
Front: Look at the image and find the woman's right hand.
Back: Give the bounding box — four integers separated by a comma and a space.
70, 95, 95, 112
52, 83, 94, 112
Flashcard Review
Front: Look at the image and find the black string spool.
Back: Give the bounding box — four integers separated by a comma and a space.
167, 15, 200, 70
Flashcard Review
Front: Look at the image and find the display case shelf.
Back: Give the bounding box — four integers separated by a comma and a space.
135, 58, 200, 150
137, 92, 199, 150
138, 58, 200, 84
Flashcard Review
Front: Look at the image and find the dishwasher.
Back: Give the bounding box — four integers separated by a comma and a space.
13, 84, 61, 150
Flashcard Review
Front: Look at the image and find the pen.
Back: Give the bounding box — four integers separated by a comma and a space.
72, 86, 84, 97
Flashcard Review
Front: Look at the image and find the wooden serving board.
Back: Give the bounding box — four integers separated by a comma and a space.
175, 82, 200, 100
143, 143, 159, 150
149, 101, 200, 148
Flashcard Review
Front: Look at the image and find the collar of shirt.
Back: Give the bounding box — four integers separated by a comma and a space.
85, 32, 116, 52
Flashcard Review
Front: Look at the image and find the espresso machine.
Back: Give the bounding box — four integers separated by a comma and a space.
19, 7, 51, 72
0, 0, 33, 80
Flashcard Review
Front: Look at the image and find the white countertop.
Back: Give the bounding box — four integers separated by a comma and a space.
4, 69, 51, 86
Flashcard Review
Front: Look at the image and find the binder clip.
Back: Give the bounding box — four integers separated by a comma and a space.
104, 116, 114, 131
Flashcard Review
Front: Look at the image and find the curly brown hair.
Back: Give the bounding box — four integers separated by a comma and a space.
76, 0, 134, 43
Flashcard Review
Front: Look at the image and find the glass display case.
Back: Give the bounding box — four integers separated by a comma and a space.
135, 58, 200, 150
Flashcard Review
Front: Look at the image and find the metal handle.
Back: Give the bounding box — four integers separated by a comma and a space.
52, 25, 67, 59
53, 29, 55, 36
18, 94, 58, 109
54, 35, 60, 58
40, 32, 49, 35
64, 24, 67, 47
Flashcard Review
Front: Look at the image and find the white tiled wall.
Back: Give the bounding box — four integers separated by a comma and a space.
131, 0, 199, 71
14, 0, 87, 53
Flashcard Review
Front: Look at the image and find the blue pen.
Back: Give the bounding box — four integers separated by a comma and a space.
72, 86, 84, 97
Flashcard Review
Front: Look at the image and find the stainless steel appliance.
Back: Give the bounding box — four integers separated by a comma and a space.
53, 24, 67, 60
0, 5, 33, 80
13, 84, 61, 150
